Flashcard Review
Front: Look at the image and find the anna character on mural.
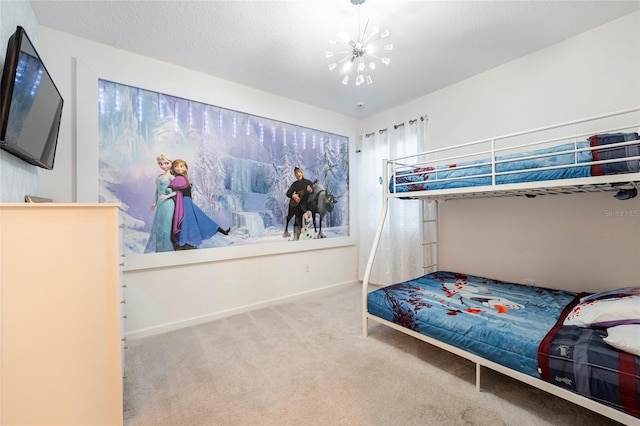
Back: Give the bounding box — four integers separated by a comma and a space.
144, 153, 177, 253
169, 159, 230, 250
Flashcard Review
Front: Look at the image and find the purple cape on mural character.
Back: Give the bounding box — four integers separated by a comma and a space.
170, 175, 221, 249
169, 159, 229, 250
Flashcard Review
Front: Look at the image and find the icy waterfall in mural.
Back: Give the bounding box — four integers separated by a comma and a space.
97, 80, 349, 255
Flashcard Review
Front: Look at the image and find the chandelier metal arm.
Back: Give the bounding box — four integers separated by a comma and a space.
358, 19, 369, 44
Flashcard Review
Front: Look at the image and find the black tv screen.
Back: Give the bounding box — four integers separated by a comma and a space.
0, 26, 63, 170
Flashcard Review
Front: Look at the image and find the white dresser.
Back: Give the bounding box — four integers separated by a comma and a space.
0, 203, 123, 425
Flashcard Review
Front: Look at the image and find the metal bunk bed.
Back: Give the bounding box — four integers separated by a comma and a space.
362, 107, 640, 425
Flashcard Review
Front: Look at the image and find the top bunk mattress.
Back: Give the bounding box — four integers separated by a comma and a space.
367, 271, 580, 377
389, 133, 640, 195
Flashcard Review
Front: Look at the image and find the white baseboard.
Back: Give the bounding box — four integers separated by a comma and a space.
125, 280, 358, 340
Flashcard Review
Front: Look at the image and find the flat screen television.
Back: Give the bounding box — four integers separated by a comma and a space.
0, 26, 63, 170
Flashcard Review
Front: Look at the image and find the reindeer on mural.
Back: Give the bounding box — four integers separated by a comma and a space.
306, 180, 342, 238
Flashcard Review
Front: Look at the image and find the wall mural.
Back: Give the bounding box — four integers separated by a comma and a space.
98, 79, 349, 255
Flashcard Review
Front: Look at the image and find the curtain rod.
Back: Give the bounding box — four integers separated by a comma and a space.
365, 115, 428, 137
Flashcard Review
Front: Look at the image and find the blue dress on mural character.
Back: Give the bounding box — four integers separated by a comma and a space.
144, 174, 176, 253
169, 175, 221, 249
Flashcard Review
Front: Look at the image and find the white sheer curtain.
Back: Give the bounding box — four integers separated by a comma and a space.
357, 118, 426, 286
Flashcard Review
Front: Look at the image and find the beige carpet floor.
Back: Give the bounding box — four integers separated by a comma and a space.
123, 283, 623, 426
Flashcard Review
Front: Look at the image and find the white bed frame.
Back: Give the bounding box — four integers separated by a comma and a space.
362, 107, 640, 426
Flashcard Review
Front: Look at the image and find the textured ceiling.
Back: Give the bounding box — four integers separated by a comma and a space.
28, 0, 640, 118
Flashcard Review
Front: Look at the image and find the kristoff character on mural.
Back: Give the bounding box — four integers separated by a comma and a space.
286, 166, 314, 241
169, 159, 230, 250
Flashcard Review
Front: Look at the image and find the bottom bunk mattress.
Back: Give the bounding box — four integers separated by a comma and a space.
367, 271, 580, 377
539, 317, 640, 417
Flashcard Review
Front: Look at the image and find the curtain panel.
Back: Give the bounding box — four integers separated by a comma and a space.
357, 118, 427, 285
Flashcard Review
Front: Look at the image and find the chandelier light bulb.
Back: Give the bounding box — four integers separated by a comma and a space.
326, 51, 335, 58
328, 63, 337, 71
355, 74, 365, 85
384, 44, 393, 51
342, 75, 350, 85
380, 57, 391, 65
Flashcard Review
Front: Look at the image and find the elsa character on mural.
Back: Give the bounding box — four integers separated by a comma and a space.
144, 153, 177, 253
169, 159, 230, 250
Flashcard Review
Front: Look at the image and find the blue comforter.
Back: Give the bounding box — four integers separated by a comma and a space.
391, 142, 591, 193
390, 133, 640, 193
367, 271, 579, 377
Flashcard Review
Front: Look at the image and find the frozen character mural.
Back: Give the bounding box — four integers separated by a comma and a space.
97, 80, 350, 255
169, 159, 230, 250
144, 153, 177, 253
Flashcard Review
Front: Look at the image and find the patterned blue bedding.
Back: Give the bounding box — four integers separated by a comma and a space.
539, 316, 640, 417
390, 133, 640, 193
367, 271, 579, 377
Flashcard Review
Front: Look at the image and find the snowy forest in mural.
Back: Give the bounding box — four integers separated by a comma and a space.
98, 80, 349, 255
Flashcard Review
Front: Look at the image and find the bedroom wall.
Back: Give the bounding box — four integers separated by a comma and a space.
0, 1, 41, 201
30, 26, 359, 339
360, 11, 640, 293
6, 5, 639, 340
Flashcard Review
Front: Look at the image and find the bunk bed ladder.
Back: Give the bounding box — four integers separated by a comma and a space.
420, 199, 438, 273
362, 158, 391, 338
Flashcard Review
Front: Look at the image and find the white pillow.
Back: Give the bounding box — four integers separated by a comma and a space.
580, 286, 640, 303
603, 324, 640, 356
563, 295, 640, 328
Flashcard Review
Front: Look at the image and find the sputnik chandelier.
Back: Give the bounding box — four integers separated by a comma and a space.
326, 0, 393, 86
